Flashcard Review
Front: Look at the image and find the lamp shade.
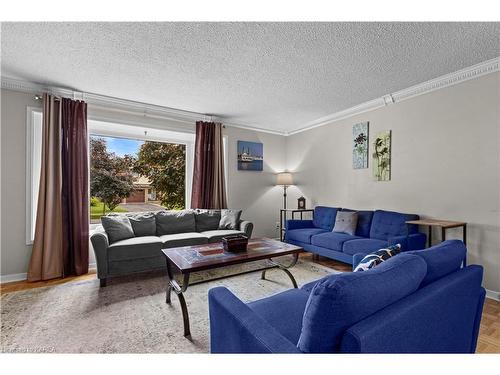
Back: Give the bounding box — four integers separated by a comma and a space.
276, 172, 293, 186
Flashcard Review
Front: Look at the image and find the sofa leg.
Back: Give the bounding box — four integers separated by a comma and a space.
100, 278, 107, 287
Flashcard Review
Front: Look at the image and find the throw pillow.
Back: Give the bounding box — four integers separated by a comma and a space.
219, 209, 242, 230
155, 210, 196, 235
353, 244, 402, 272
332, 211, 358, 235
101, 215, 135, 244
195, 209, 222, 232
129, 213, 156, 237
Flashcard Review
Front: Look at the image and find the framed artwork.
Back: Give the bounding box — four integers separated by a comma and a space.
373, 130, 391, 181
237, 141, 263, 171
353, 121, 369, 169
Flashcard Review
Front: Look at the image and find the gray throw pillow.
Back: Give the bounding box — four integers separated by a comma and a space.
129, 213, 156, 237
101, 215, 135, 244
155, 210, 196, 235
195, 209, 221, 232
219, 209, 242, 230
332, 211, 358, 235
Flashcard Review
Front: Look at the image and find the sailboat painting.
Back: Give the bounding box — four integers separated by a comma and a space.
237, 141, 263, 171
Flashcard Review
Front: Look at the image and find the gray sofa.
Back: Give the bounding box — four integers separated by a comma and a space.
91, 209, 253, 286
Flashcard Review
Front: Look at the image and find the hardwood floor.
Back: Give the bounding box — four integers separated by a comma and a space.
0, 270, 97, 295
1, 253, 499, 353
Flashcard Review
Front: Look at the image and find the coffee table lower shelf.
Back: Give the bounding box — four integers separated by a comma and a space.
162, 238, 302, 338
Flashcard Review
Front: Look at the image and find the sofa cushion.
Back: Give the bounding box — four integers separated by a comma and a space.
313, 206, 340, 231
369, 210, 419, 240
248, 289, 310, 345
353, 244, 402, 272
160, 232, 209, 248
156, 210, 196, 235
342, 238, 388, 256
342, 209, 374, 237
101, 215, 135, 244
332, 211, 358, 235
107, 236, 163, 261
286, 228, 328, 244
219, 209, 242, 230
406, 240, 467, 286
201, 229, 245, 243
129, 213, 156, 237
311, 232, 362, 251
297, 253, 427, 353
195, 209, 221, 232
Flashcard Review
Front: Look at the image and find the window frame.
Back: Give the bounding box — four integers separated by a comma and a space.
25, 106, 43, 245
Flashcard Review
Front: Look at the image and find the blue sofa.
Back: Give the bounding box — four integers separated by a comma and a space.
208, 240, 485, 353
285, 206, 426, 264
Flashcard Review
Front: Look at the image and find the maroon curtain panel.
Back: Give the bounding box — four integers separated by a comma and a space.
191, 121, 227, 209
61, 98, 89, 276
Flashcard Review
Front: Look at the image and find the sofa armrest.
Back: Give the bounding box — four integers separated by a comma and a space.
90, 230, 109, 279
239, 220, 254, 238
286, 219, 315, 231
208, 287, 301, 353
388, 233, 427, 251
352, 253, 366, 270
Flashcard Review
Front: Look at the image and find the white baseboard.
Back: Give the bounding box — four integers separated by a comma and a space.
1, 263, 97, 284
486, 289, 500, 302
1, 272, 28, 283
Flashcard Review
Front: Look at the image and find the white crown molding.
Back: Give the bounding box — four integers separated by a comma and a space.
287, 56, 500, 136
0, 77, 287, 136
287, 97, 387, 136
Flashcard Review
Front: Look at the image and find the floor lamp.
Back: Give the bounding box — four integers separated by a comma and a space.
276, 172, 293, 209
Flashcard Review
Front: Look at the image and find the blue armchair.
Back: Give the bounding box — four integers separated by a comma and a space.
209, 240, 485, 353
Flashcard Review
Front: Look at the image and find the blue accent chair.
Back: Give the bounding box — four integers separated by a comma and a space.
285, 206, 426, 264
208, 240, 485, 353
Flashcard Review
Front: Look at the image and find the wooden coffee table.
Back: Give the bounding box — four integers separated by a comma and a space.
162, 238, 303, 337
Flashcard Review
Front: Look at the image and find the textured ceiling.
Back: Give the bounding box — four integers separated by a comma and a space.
1, 22, 499, 133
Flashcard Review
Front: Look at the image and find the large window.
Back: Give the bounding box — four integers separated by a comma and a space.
88, 119, 195, 225
89, 134, 187, 223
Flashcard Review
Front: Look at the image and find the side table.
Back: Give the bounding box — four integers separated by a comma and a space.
405, 218, 467, 265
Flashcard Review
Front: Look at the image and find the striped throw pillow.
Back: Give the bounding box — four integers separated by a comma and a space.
353, 244, 402, 272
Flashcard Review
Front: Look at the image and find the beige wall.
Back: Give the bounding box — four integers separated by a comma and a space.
223, 126, 286, 238
286, 72, 500, 292
0, 88, 286, 279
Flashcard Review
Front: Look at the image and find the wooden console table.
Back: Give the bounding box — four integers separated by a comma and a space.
279, 209, 314, 242
405, 218, 467, 248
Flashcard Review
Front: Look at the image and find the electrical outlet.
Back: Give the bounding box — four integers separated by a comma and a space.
275, 221, 280, 230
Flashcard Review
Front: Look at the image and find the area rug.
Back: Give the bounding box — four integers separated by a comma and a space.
1, 259, 338, 353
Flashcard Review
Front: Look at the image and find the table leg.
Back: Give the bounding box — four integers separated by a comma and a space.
166, 259, 191, 337
463, 224, 467, 267
280, 210, 283, 242
442, 227, 446, 242
428, 225, 432, 248
261, 253, 299, 288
